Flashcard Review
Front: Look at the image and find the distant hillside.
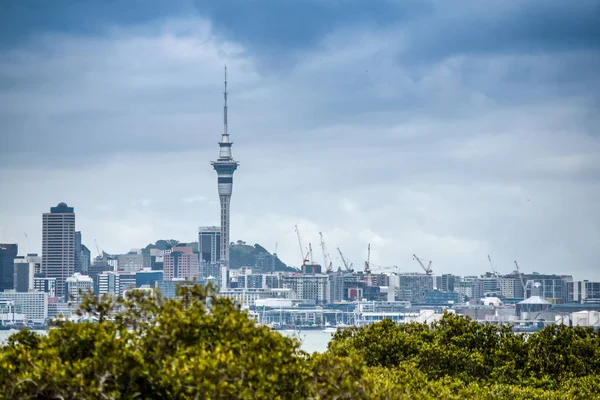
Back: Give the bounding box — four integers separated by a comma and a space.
143, 240, 294, 272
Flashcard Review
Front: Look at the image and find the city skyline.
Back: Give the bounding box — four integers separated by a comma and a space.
1, 1, 599, 280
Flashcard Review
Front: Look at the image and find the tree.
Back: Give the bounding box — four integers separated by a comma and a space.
0, 284, 367, 399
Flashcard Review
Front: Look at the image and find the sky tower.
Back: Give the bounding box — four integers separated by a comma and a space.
211, 66, 239, 287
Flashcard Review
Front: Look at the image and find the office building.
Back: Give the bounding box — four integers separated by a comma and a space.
568, 281, 600, 304
75, 231, 82, 273
97, 271, 119, 297
118, 272, 136, 296
280, 274, 330, 305
80, 244, 91, 274
117, 250, 147, 272
65, 273, 93, 303
42, 202, 76, 298
13, 256, 36, 292
163, 247, 199, 281
34, 277, 56, 298
136, 269, 163, 287
199, 226, 221, 266
0, 243, 18, 291
397, 273, 434, 303
0, 290, 48, 323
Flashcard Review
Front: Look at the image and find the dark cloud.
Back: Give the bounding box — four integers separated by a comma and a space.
0, 2, 599, 279
192, 0, 430, 55
0, 0, 193, 49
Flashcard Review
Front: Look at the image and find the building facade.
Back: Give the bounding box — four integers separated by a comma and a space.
397, 273, 434, 303
13, 256, 36, 292
65, 273, 94, 303
0, 243, 18, 291
280, 274, 330, 305
34, 277, 56, 298
0, 290, 48, 322
163, 247, 199, 281
42, 203, 76, 298
198, 226, 221, 279
568, 281, 600, 304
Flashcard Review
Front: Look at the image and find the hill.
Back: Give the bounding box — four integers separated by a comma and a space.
143, 239, 295, 272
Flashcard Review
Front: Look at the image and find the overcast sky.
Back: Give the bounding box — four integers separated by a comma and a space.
1, 0, 599, 279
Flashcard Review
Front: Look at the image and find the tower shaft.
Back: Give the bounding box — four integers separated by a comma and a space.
211, 66, 239, 288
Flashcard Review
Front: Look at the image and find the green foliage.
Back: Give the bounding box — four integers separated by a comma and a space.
328, 312, 600, 399
2, 295, 600, 399
0, 285, 353, 399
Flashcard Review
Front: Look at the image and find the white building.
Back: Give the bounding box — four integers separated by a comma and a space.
97, 271, 120, 297
280, 274, 330, 304
0, 290, 48, 323
0, 299, 26, 325
65, 273, 94, 302
34, 277, 57, 298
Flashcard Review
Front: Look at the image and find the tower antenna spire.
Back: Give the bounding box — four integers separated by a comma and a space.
224, 65, 228, 136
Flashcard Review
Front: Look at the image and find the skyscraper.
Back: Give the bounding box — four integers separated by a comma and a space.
211, 66, 239, 288
75, 231, 82, 273
0, 243, 18, 291
14, 254, 39, 292
42, 202, 76, 298
198, 226, 221, 279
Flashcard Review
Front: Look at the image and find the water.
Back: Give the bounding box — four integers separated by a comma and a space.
1, 329, 333, 353
0, 329, 47, 344
280, 329, 333, 353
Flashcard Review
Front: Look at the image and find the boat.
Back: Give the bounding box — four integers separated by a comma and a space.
322, 327, 337, 333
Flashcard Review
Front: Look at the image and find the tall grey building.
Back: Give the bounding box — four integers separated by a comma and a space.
198, 226, 221, 279
211, 66, 239, 288
42, 202, 76, 298
80, 244, 91, 274
0, 243, 18, 291
75, 231, 82, 273
14, 254, 40, 292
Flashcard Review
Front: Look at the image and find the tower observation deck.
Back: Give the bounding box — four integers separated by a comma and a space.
211, 66, 239, 287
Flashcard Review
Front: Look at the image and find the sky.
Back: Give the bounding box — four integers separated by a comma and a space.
0, 0, 599, 279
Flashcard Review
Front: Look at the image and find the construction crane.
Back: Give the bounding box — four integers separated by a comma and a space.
413, 254, 433, 275
294, 225, 309, 269
319, 232, 333, 273
364, 243, 373, 286
337, 247, 353, 272
364, 244, 372, 274
94, 239, 103, 259
308, 243, 314, 265
514, 260, 528, 300
487, 255, 498, 277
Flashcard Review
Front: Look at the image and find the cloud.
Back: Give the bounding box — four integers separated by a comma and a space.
0, 3, 599, 281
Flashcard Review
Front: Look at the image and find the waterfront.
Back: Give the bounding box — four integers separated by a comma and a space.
1, 329, 332, 353
280, 329, 333, 353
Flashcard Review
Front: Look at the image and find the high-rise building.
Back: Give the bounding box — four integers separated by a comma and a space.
80, 245, 91, 274
211, 67, 239, 288
13, 255, 38, 292
75, 231, 82, 273
42, 202, 76, 298
0, 243, 18, 291
280, 274, 330, 305
397, 273, 435, 303
163, 247, 199, 281
198, 226, 221, 278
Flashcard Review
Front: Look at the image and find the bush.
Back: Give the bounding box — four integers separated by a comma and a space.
2, 292, 599, 399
